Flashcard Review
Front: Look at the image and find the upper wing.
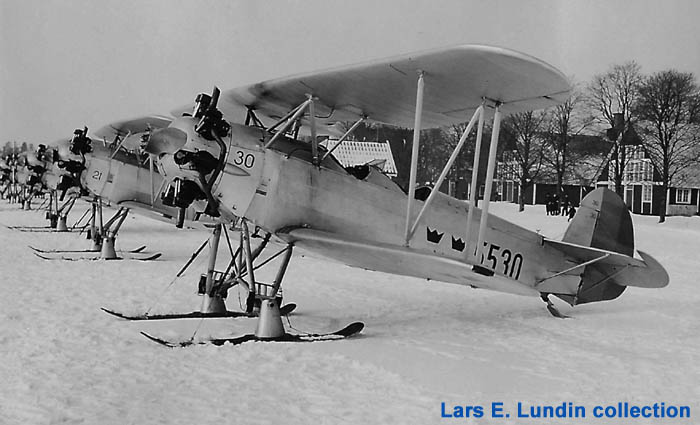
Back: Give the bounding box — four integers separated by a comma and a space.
91, 115, 173, 141
176, 44, 571, 129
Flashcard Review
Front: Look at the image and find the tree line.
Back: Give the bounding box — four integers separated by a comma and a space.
2, 141, 33, 157
509, 63, 700, 223
355, 63, 700, 223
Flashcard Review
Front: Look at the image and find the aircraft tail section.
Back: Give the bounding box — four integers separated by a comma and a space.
552, 188, 668, 305
563, 188, 634, 256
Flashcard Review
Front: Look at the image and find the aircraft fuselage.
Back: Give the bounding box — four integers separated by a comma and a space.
192, 122, 580, 297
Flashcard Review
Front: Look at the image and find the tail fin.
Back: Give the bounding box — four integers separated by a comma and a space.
557, 188, 633, 305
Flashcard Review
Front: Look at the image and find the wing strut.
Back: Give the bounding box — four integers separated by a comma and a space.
264, 95, 325, 166
308, 95, 318, 164
406, 105, 484, 242
404, 71, 425, 245
264, 98, 314, 149
464, 101, 486, 257
474, 103, 502, 260
108, 131, 131, 160
320, 117, 366, 162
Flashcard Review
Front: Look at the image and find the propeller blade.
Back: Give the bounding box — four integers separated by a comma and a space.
145, 127, 188, 156
209, 86, 220, 110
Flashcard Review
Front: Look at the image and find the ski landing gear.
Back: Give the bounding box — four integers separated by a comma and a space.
102, 220, 292, 320
33, 198, 160, 261
139, 219, 364, 347
54, 196, 76, 232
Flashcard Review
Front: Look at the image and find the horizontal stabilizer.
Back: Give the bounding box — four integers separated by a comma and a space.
544, 239, 645, 268
544, 239, 668, 289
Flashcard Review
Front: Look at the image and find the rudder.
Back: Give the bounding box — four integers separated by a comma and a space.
557, 188, 632, 305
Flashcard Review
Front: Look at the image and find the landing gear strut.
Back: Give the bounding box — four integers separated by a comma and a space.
102, 217, 295, 321
87, 198, 130, 259
139, 219, 364, 347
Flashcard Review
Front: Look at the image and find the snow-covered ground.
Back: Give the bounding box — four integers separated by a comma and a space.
1, 199, 698, 425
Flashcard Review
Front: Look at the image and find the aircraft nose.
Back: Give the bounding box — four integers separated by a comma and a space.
145, 127, 188, 156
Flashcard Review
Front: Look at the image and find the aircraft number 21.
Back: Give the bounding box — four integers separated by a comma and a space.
481, 242, 523, 280
232, 150, 255, 169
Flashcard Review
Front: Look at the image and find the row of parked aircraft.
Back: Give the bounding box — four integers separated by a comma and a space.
1, 44, 669, 346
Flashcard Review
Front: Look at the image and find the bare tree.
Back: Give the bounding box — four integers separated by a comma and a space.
635, 70, 700, 223
417, 128, 452, 185
588, 61, 643, 195
543, 88, 596, 198
501, 111, 547, 211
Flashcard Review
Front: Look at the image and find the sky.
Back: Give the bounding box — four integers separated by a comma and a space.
1, 0, 700, 144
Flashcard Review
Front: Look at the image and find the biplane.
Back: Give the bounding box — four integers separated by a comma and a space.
114, 45, 668, 345
23, 123, 177, 260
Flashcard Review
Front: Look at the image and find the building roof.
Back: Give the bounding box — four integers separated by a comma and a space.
322, 140, 398, 177
673, 165, 700, 189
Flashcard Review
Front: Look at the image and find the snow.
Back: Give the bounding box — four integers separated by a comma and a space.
1, 200, 698, 425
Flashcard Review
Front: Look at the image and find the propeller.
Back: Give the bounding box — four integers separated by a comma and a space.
144, 87, 230, 220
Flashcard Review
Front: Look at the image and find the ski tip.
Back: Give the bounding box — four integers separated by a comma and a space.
338, 321, 365, 337
279, 303, 297, 315
140, 331, 176, 348
141, 253, 162, 261
101, 307, 129, 320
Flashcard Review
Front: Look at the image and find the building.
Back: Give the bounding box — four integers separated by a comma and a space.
596, 127, 700, 216
496, 134, 609, 208
322, 139, 398, 177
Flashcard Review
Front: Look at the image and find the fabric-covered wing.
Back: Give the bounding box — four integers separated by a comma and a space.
92, 115, 173, 141
176, 44, 571, 129
278, 228, 539, 297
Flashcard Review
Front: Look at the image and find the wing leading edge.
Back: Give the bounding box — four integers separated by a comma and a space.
176, 45, 572, 129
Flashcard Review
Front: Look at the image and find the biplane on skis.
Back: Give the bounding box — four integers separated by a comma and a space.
27, 123, 174, 260
5, 130, 110, 231
122, 44, 666, 346
1, 150, 25, 204
21, 138, 91, 231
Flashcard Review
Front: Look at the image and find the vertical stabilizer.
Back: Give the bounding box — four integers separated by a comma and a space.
563, 188, 634, 255
558, 188, 633, 305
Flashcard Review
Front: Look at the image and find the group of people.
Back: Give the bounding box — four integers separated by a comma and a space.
545, 193, 577, 221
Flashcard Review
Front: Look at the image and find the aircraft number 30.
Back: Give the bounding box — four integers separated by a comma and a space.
481, 241, 523, 280
232, 150, 256, 168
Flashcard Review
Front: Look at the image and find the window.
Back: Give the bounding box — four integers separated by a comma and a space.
676, 188, 690, 204
642, 185, 652, 202
642, 160, 653, 181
